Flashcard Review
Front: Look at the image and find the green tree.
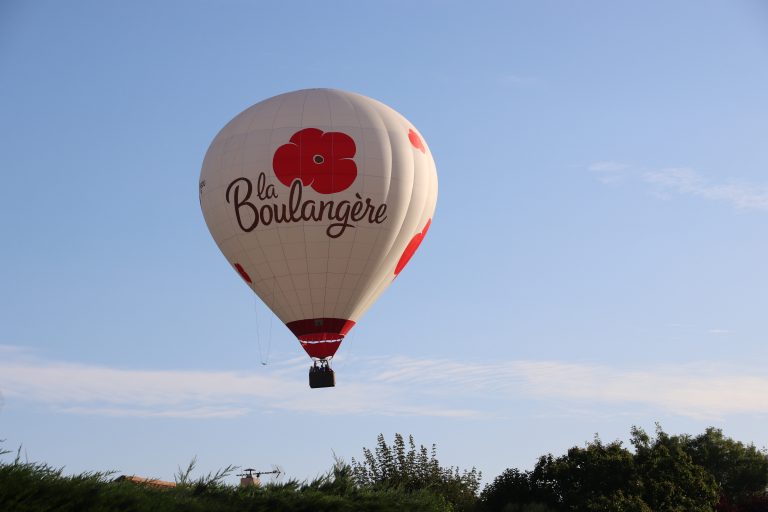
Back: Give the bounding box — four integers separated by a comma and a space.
482, 426, 728, 512
479, 467, 559, 512
481, 437, 647, 512
351, 433, 481, 511
532, 438, 661, 512
631, 426, 718, 512
682, 427, 768, 508
536, 436, 643, 510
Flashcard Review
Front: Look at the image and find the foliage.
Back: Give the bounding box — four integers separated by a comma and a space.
630, 426, 718, 512
480, 436, 657, 512
2, 426, 766, 512
0, 443, 455, 512
351, 433, 481, 511
480, 426, 755, 512
174, 455, 238, 488
480, 467, 559, 511
536, 436, 644, 510
682, 427, 768, 509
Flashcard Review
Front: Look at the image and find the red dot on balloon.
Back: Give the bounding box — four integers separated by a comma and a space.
395, 218, 431, 276
234, 263, 252, 283
408, 129, 426, 154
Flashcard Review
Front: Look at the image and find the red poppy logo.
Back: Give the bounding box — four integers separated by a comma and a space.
408, 128, 426, 154
394, 219, 431, 276
273, 128, 357, 194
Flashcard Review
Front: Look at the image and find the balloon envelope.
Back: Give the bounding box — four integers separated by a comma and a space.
199, 89, 438, 359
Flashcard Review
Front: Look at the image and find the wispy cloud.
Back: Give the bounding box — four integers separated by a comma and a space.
586, 162, 768, 211
587, 161, 630, 183
372, 357, 768, 419
1, 346, 766, 421
0, 350, 475, 419
588, 161, 629, 173
643, 167, 768, 210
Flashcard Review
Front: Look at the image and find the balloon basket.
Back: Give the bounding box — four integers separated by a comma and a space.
309, 362, 335, 388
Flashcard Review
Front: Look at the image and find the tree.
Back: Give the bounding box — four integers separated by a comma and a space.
482, 426, 726, 512
480, 467, 559, 512
528, 437, 659, 512
631, 426, 719, 512
481, 437, 648, 512
682, 427, 768, 508
351, 433, 481, 511
536, 436, 643, 510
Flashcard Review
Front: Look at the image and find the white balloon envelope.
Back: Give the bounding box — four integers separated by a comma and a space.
199, 89, 438, 382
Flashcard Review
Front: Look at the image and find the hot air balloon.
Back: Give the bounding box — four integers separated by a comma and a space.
199, 89, 437, 388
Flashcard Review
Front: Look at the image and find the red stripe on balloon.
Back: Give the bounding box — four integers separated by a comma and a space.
286, 317, 355, 360
286, 317, 355, 339
300, 340, 343, 359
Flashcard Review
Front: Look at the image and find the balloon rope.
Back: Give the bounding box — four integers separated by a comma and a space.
253, 277, 275, 366
254, 293, 265, 365
266, 314, 273, 365
264, 277, 275, 365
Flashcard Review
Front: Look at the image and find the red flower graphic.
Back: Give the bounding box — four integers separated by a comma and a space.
273, 128, 357, 194
408, 128, 426, 154
394, 219, 431, 276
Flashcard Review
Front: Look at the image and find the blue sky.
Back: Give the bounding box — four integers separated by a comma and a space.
1, 0, 767, 484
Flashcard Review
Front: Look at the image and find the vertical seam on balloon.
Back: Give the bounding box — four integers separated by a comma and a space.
298, 90, 314, 321
350, 120, 421, 320
227, 109, 267, 298
338, 102, 402, 318
350, 127, 413, 318
275, 90, 307, 322
338, 91, 365, 318
256, 93, 292, 321
365, 151, 435, 316
335, 92, 376, 319
321, 89, 335, 322
344, 103, 398, 318
238, 99, 271, 295
322, 90, 359, 322
357, 146, 435, 319
263, 92, 302, 322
